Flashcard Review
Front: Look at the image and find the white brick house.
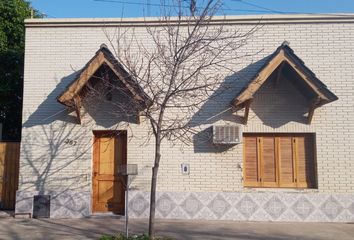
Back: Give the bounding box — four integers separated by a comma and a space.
16, 14, 354, 222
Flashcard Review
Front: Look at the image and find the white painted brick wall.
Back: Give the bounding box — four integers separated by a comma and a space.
20, 17, 354, 196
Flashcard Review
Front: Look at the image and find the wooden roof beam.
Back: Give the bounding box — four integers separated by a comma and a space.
102, 60, 144, 102
283, 54, 328, 101
274, 62, 285, 87
230, 43, 338, 126
57, 45, 153, 124
57, 45, 152, 108
59, 53, 105, 105
231, 44, 338, 110
233, 51, 286, 107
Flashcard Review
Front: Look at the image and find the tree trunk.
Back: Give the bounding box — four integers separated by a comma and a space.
148, 139, 161, 237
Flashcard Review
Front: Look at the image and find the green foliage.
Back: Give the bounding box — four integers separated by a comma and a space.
0, 0, 41, 140
0, 0, 31, 51
99, 233, 172, 240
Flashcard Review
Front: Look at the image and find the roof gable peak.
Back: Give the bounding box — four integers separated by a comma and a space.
57, 44, 151, 124
231, 42, 338, 124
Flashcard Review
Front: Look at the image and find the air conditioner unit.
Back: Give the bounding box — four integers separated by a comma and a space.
213, 125, 242, 144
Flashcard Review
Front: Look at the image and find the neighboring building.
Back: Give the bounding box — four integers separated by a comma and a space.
16, 15, 354, 222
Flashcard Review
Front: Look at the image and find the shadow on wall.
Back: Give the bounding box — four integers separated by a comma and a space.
189, 57, 271, 128
17, 122, 92, 217
19, 68, 141, 217
24, 68, 138, 129
18, 71, 93, 217
190, 54, 310, 153
23, 72, 81, 128
82, 87, 139, 129
18, 72, 91, 217
193, 127, 236, 153
190, 56, 268, 153
20, 123, 91, 193
250, 78, 309, 128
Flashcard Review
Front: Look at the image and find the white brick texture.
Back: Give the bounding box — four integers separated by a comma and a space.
17, 16, 354, 219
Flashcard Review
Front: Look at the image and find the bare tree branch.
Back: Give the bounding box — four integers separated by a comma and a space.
80, 0, 260, 237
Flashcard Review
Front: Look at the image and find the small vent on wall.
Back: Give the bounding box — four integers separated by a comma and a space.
213, 125, 242, 144
33, 195, 50, 218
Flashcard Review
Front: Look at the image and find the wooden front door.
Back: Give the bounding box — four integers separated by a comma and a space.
0, 142, 20, 209
92, 131, 126, 214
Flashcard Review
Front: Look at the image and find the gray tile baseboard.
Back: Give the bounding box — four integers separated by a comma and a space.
128, 191, 354, 222
15, 190, 354, 222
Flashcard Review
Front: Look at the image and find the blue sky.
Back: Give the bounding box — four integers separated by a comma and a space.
30, 0, 354, 18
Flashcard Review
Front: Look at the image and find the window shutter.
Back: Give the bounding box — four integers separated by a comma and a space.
243, 136, 260, 187
243, 134, 316, 189
278, 137, 297, 187
295, 136, 316, 188
259, 137, 277, 187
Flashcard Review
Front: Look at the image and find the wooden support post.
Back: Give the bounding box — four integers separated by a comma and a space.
307, 97, 321, 124
136, 112, 141, 124
243, 99, 253, 125
74, 96, 82, 124
307, 106, 315, 124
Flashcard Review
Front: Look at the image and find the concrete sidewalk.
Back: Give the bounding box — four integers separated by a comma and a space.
0, 216, 353, 240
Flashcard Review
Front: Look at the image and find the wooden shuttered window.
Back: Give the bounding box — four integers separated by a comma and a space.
243, 134, 316, 188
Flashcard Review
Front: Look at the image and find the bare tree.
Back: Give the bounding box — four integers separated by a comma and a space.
84, 0, 258, 237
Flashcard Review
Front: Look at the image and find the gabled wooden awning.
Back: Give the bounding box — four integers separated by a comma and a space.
57, 44, 151, 124
231, 41, 338, 124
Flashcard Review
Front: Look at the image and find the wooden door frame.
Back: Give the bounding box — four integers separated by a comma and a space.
91, 130, 127, 214
0, 142, 20, 210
